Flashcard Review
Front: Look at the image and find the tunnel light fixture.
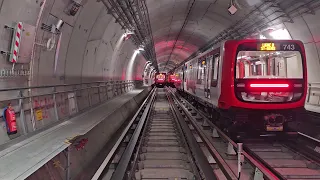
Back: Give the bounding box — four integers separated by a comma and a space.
269, 29, 291, 40
137, 46, 145, 52
228, 0, 238, 15
125, 30, 134, 35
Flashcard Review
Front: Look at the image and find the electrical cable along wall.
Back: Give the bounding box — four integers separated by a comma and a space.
100, 0, 158, 71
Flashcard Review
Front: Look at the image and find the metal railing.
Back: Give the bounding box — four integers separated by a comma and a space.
306, 82, 320, 106
0, 80, 141, 144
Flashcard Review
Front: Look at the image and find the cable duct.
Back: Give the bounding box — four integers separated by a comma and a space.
101, 0, 158, 71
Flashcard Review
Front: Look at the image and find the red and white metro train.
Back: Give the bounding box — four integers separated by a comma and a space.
154, 73, 166, 88
174, 39, 307, 135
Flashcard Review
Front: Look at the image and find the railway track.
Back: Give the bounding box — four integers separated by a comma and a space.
91, 87, 320, 180
91, 88, 216, 180
171, 88, 320, 180
133, 89, 199, 179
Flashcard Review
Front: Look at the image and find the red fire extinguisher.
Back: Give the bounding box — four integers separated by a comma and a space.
3, 103, 17, 135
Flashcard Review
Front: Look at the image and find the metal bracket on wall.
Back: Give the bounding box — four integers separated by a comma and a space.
0, 51, 11, 56
2, 24, 18, 62
41, 23, 61, 34
38, 23, 63, 51
4, 25, 14, 30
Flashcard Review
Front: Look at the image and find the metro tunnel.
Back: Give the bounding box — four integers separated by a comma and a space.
1, 0, 320, 179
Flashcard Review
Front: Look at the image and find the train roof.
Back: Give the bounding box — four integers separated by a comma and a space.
173, 39, 304, 73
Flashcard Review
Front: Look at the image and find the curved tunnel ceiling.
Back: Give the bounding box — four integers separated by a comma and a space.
1, 0, 318, 88
146, 0, 258, 72
143, 0, 320, 73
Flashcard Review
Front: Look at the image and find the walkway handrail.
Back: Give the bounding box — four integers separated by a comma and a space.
0, 80, 136, 92
0, 80, 142, 142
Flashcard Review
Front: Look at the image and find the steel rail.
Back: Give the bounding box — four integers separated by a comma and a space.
166, 91, 216, 180
97, 88, 219, 179
126, 89, 157, 180
171, 89, 280, 180
170, 91, 237, 180
91, 88, 156, 180
299, 132, 320, 143
110, 89, 156, 180
125, 89, 203, 179
284, 133, 320, 166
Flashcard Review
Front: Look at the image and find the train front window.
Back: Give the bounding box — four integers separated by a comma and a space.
235, 48, 304, 103
236, 51, 303, 79
156, 74, 165, 80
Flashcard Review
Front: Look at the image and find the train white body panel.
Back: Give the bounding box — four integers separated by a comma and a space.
173, 39, 308, 134
178, 42, 227, 107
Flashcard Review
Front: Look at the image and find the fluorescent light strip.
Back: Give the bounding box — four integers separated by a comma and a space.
250, 84, 289, 88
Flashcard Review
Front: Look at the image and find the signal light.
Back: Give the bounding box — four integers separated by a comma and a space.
249, 84, 289, 88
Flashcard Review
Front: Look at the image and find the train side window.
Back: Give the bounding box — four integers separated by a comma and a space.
211, 54, 220, 87
184, 64, 187, 82
197, 59, 205, 84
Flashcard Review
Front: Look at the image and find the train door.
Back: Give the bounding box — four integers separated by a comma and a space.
185, 64, 190, 91
204, 55, 213, 98
182, 65, 185, 91
210, 53, 220, 105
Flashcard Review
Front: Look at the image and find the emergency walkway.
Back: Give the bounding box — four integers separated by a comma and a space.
0, 82, 149, 180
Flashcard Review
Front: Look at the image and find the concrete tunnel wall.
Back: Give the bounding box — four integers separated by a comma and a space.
0, 0, 147, 146
26, 88, 151, 180
0, 0, 319, 95
0, 0, 320, 178
0, 0, 146, 89
32, 0, 146, 85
